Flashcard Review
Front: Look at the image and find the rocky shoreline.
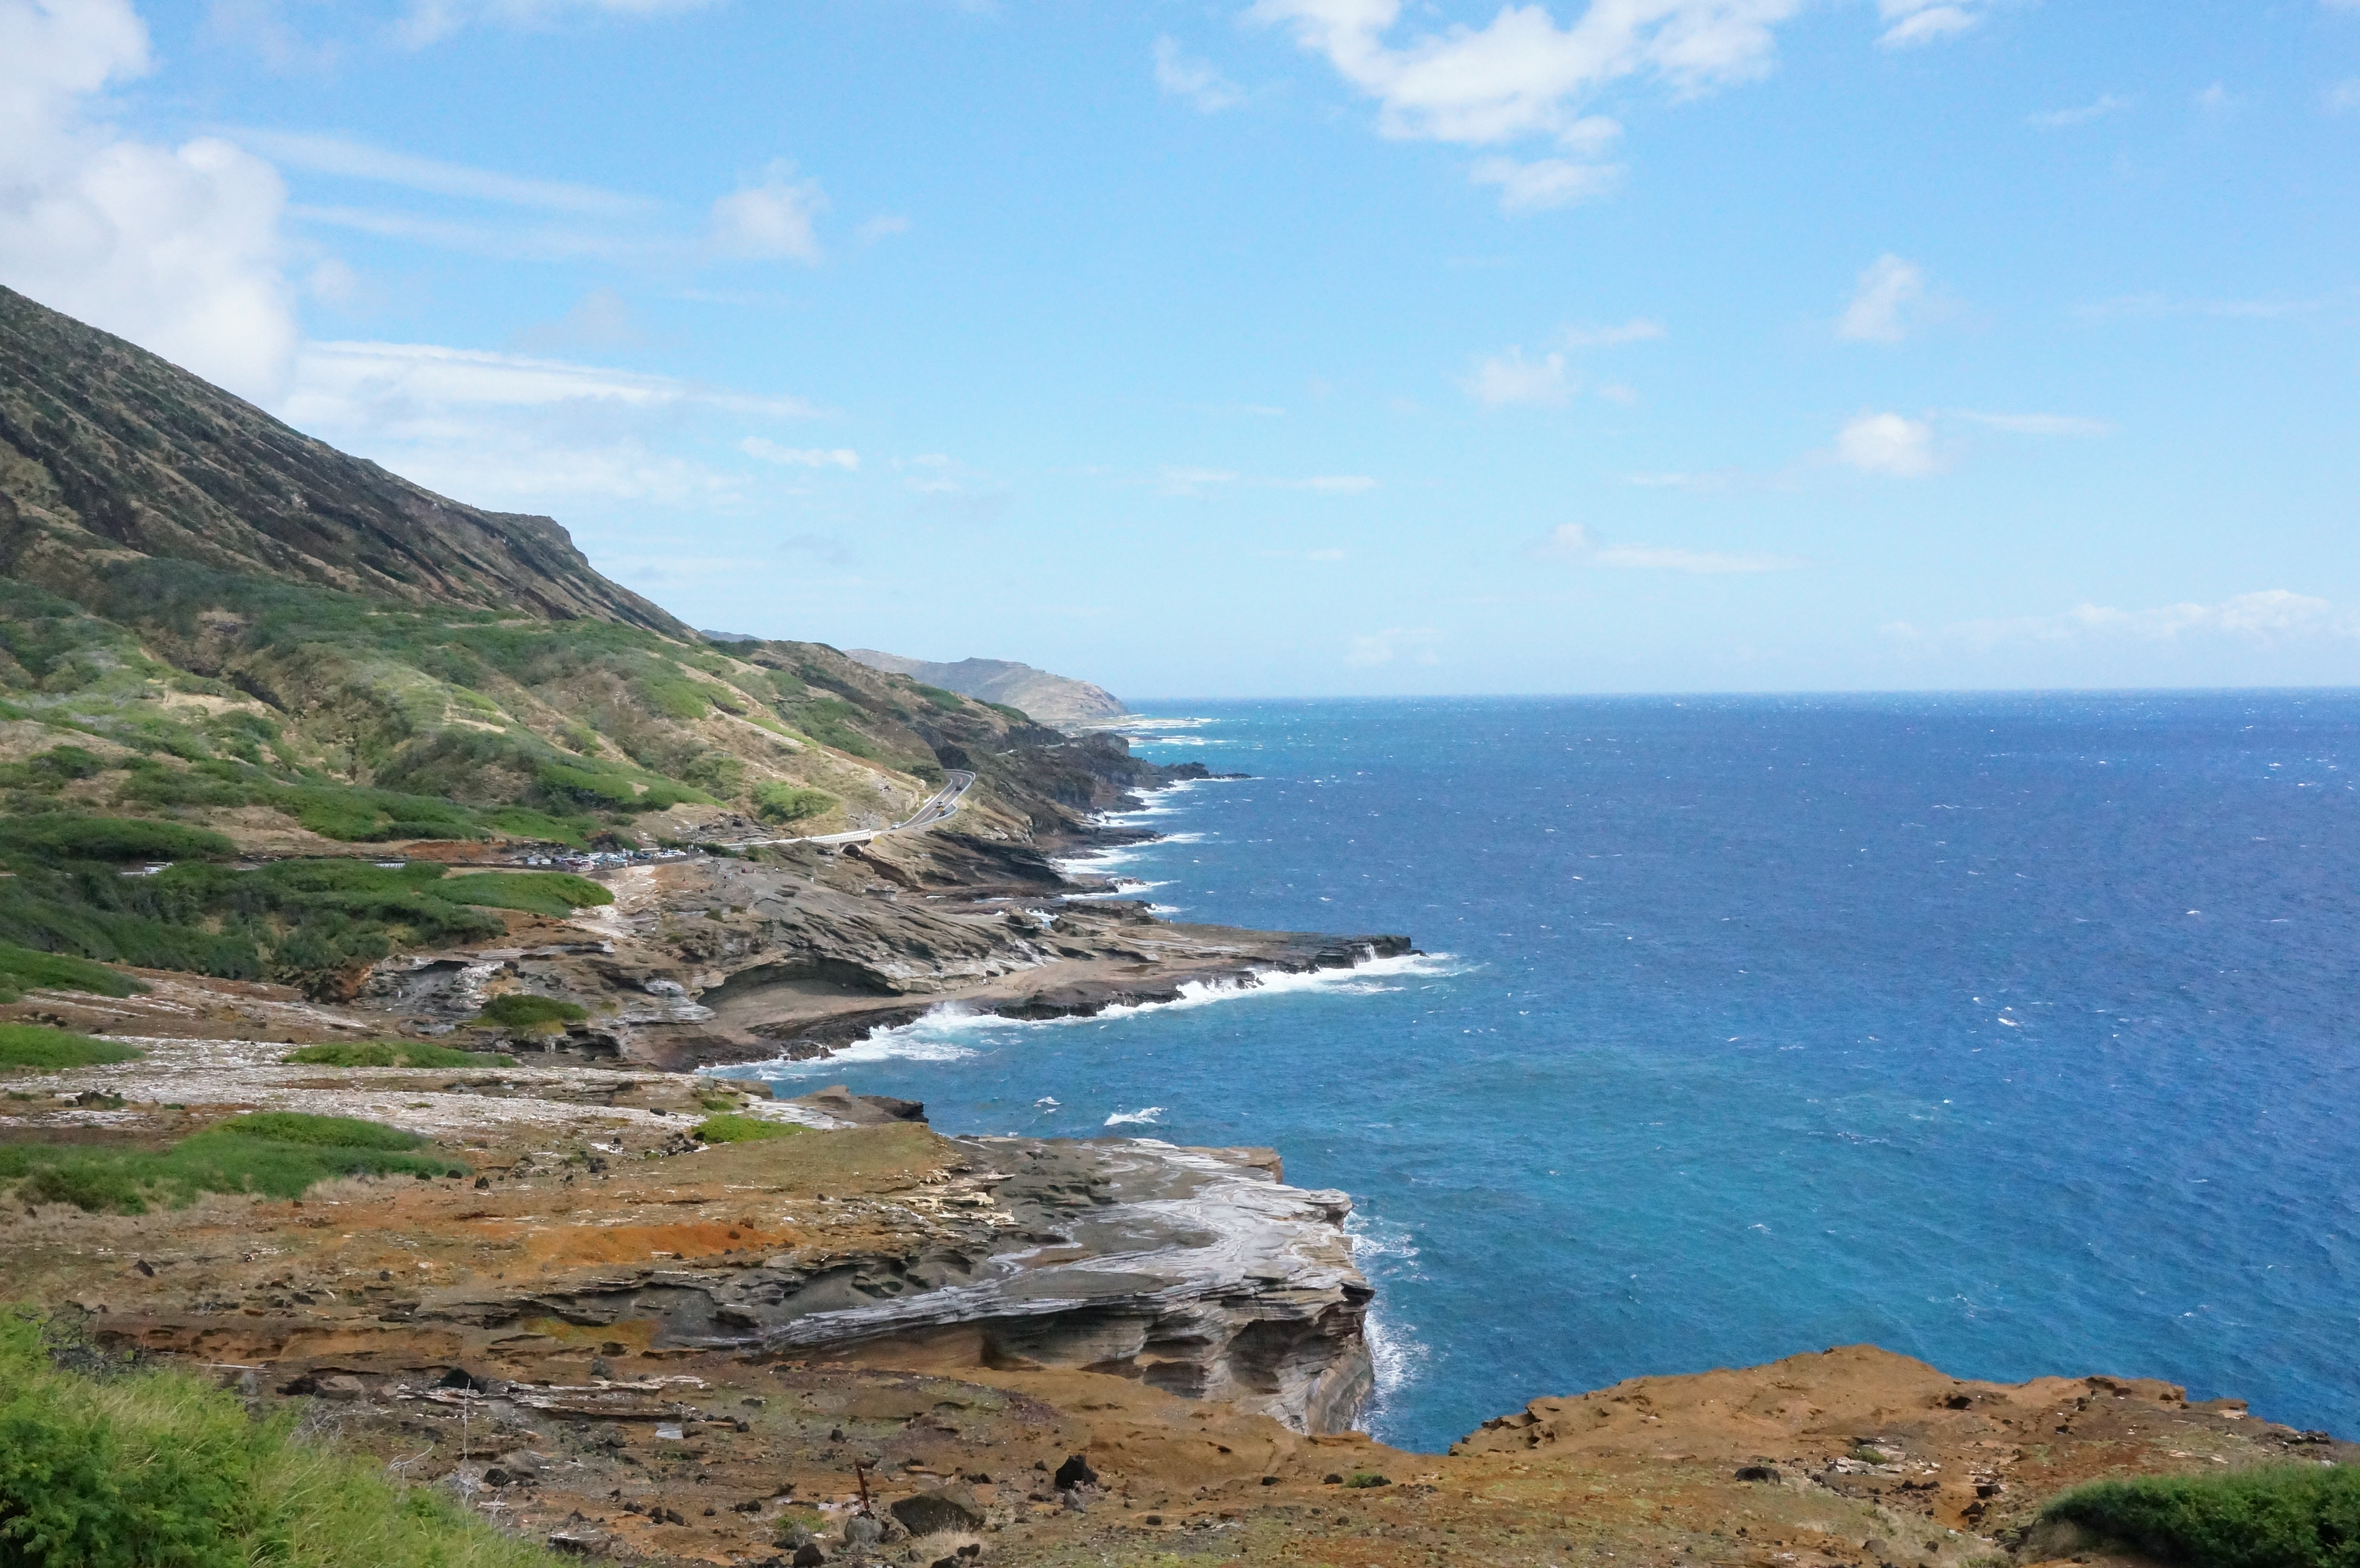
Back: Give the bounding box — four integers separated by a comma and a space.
3, 775, 2350, 1567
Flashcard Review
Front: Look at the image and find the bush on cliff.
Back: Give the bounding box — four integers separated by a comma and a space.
2041, 1464, 2360, 1568
0, 1309, 560, 1567
0, 1111, 461, 1214
473, 994, 588, 1033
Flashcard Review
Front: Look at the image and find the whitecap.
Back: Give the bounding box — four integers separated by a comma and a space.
1104, 1106, 1164, 1126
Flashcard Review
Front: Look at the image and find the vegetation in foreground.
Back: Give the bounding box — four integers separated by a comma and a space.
0, 840, 611, 997
0, 1111, 462, 1214
0, 1023, 142, 1071
0, 1309, 558, 1568
0, 943, 143, 1006
282, 1041, 516, 1069
693, 1113, 801, 1144
2042, 1464, 2360, 1568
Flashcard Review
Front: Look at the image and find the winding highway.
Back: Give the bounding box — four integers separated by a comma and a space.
747, 767, 975, 848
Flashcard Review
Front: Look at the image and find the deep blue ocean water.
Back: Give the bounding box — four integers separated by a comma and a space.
723, 694, 2360, 1454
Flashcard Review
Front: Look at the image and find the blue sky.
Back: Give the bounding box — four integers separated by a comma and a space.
4, 0, 2358, 698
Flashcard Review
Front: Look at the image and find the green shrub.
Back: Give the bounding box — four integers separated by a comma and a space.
693, 1114, 800, 1144
474, 994, 587, 1032
533, 762, 639, 811
0, 1308, 561, 1567
0, 1111, 459, 1214
479, 807, 591, 847
436, 872, 613, 917
636, 669, 712, 721
0, 1024, 142, 1071
0, 943, 142, 1004
910, 683, 965, 713
283, 1041, 515, 1068
788, 698, 877, 759
2041, 1465, 2360, 1568
205, 1112, 425, 1151
1342, 1471, 1391, 1489
752, 783, 836, 826
0, 815, 235, 865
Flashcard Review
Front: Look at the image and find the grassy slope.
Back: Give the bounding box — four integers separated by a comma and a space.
0, 287, 1165, 999
0, 1309, 559, 1567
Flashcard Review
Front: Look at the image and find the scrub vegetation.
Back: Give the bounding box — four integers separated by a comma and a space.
2041, 1465, 2360, 1568
0, 1111, 462, 1214
0, 1309, 559, 1567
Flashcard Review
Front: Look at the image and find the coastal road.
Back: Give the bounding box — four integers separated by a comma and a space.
733, 768, 975, 849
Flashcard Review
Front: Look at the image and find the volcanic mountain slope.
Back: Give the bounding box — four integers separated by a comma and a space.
0, 288, 1186, 996
846, 649, 1127, 727
0, 285, 683, 634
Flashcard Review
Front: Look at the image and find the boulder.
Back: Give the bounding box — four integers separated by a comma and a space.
890, 1485, 983, 1536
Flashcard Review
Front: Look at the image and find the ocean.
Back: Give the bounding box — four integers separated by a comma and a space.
720, 693, 2360, 1454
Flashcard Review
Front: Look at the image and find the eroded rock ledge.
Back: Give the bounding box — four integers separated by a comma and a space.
18, 1028, 1372, 1439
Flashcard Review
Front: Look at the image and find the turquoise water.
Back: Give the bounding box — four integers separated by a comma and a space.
724, 694, 2360, 1453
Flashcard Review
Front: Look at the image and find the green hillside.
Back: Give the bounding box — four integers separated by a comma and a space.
0, 285, 1164, 996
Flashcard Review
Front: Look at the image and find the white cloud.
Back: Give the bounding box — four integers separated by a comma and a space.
1835, 411, 1941, 476
1887, 591, 2359, 651
277, 340, 818, 510
225, 128, 653, 215
393, 0, 723, 49
709, 164, 825, 263
1248, 0, 1802, 147
1154, 35, 1244, 112
2193, 81, 2238, 114
511, 286, 643, 354
1346, 626, 1440, 666
1470, 152, 1622, 212
1875, 0, 1984, 49
203, 0, 342, 73
1463, 345, 1572, 407
742, 438, 858, 470
1564, 317, 1664, 346
1537, 522, 1800, 573
290, 202, 668, 261
1155, 466, 1374, 495
1158, 466, 1241, 496
0, 0, 298, 402
1956, 410, 2114, 437
2027, 93, 2132, 128
288, 340, 815, 422
1836, 253, 1927, 343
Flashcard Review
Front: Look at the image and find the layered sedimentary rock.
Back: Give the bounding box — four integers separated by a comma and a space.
24, 1021, 1372, 1437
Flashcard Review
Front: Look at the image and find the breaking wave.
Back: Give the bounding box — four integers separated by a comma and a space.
1103, 1106, 1164, 1126
1348, 1213, 1430, 1419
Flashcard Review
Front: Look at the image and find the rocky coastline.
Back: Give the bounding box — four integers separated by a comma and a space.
1, 771, 2348, 1568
